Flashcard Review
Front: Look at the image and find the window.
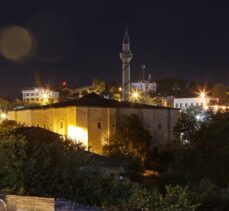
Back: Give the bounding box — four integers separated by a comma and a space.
97, 122, 102, 129
200, 102, 203, 107
185, 103, 188, 107
26, 93, 30, 96
180, 103, 182, 108
196, 102, 199, 106
191, 103, 193, 106
175, 103, 178, 108
31, 93, 34, 96
60, 121, 63, 129
158, 123, 162, 130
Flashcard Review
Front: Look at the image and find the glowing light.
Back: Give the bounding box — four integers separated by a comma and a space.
214, 105, 219, 111
68, 125, 88, 147
118, 87, 122, 92
62, 81, 67, 86
43, 94, 48, 98
0, 112, 7, 120
222, 106, 226, 110
199, 91, 206, 98
204, 106, 209, 110
130, 89, 141, 102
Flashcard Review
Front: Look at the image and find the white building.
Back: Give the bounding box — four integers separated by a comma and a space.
174, 97, 218, 109
22, 87, 59, 104
131, 81, 157, 94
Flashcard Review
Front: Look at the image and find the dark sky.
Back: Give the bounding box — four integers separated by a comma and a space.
0, 0, 229, 97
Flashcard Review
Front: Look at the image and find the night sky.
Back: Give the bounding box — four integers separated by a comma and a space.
0, 0, 229, 97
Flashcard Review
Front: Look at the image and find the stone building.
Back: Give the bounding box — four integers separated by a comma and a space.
8, 94, 179, 154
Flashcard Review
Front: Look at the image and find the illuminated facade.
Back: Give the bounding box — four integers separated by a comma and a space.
174, 97, 219, 109
22, 87, 59, 104
8, 94, 179, 154
131, 81, 157, 95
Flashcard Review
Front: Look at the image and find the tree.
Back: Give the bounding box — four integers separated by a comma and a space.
173, 107, 212, 144
0, 98, 10, 110
156, 78, 187, 97
212, 83, 228, 104
92, 78, 106, 93
0, 125, 201, 210
103, 114, 152, 176
157, 185, 198, 211
106, 183, 198, 211
0, 133, 27, 193
104, 114, 151, 161
0, 120, 22, 132
162, 112, 229, 187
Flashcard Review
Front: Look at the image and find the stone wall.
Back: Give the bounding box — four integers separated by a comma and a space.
88, 107, 116, 154
116, 107, 179, 147
4, 195, 101, 211
8, 106, 179, 154
5, 195, 54, 211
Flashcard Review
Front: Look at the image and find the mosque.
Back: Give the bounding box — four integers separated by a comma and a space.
8, 27, 179, 154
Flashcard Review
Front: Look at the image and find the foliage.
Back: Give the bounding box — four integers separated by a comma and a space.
0, 98, 10, 110
0, 122, 201, 210
173, 107, 212, 143
157, 185, 198, 211
156, 111, 229, 210
169, 112, 229, 185
0, 120, 22, 132
106, 183, 198, 211
0, 133, 27, 193
212, 83, 228, 104
92, 78, 106, 93
156, 78, 187, 97
103, 114, 152, 176
104, 114, 151, 160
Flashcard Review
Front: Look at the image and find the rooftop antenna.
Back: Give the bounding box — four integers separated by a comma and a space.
141, 65, 146, 82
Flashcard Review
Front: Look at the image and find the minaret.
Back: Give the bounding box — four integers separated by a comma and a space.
120, 24, 132, 101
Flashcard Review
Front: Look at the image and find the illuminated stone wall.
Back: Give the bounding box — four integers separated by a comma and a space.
8, 106, 117, 154
6, 195, 54, 211
116, 108, 179, 147
8, 106, 179, 154
88, 107, 116, 154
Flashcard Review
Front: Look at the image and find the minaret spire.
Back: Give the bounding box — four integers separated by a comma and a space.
120, 24, 132, 101
123, 23, 130, 44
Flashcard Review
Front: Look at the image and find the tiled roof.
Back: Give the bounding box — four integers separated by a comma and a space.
14, 93, 177, 110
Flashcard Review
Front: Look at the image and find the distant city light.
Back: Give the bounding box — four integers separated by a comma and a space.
62, 81, 67, 86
